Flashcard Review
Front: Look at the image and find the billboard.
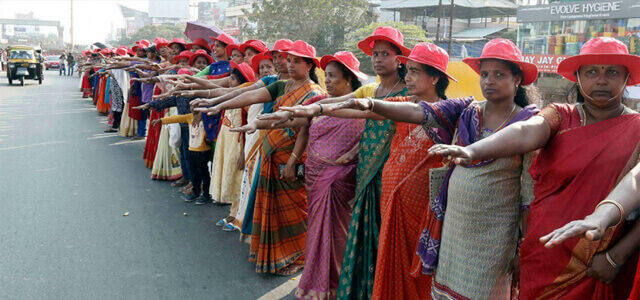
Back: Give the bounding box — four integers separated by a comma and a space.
517, 0, 640, 22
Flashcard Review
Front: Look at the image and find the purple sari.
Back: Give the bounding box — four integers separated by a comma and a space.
416, 99, 539, 274
295, 115, 365, 299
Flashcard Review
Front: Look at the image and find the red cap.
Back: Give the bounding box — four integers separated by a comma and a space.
230, 61, 256, 83
155, 37, 170, 49
138, 39, 151, 47
172, 50, 194, 64
115, 47, 128, 56
177, 68, 194, 76
557, 37, 640, 86
321, 51, 368, 80
186, 38, 211, 52
398, 42, 457, 82
100, 48, 112, 55
358, 26, 411, 57
82, 50, 89, 56
266, 39, 293, 57
188, 49, 214, 66
251, 52, 274, 75
132, 42, 148, 52
239, 40, 269, 54
284, 40, 320, 67
463, 38, 538, 85
209, 33, 236, 47
226, 44, 243, 58
93, 48, 101, 53
169, 38, 187, 47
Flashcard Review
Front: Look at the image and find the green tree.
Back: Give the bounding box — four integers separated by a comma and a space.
111, 23, 187, 47
344, 21, 429, 74
243, 0, 374, 56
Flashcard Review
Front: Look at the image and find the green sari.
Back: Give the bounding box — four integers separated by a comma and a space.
337, 87, 408, 300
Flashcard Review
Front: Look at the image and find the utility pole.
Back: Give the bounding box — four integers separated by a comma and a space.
70, 0, 74, 51
448, 0, 454, 54
435, 0, 443, 43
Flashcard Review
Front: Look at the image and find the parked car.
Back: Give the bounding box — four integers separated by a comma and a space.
44, 56, 60, 70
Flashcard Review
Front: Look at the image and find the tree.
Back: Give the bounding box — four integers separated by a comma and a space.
344, 21, 429, 74
243, 0, 374, 56
111, 23, 187, 47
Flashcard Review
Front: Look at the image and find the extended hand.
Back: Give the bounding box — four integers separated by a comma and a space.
257, 111, 293, 127
229, 124, 257, 134
325, 98, 372, 112
150, 119, 161, 126
428, 144, 475, 166
279, 104, 319, 118
539, 217, 607, 248
132, 103, 150, 110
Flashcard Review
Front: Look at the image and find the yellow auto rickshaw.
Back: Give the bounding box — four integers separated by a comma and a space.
6, 45, 43, 86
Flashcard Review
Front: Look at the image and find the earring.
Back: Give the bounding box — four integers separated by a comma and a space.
433, 81, 437, 86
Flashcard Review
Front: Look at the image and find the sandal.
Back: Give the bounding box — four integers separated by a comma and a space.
222, 223, 239, 232
216, 218, 229, 227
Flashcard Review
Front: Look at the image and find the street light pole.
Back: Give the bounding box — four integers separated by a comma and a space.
436, 0, 443, 43
448, 0, 454, 54
70, 0, 74, 51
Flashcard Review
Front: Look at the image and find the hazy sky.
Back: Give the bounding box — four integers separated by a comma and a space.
1, 0, 150, 45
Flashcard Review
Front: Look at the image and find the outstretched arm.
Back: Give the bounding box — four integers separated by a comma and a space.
194, 87, 271, 115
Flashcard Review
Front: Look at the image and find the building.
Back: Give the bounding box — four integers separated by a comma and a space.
223, 0, 254, 38
517, 0, 640, 104
148, 0, 190, 25
196, 1, 230, 26
119, 5, 150, 37
0, 13, 63, 49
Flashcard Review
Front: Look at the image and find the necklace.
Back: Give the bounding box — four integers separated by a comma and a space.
579, 103, 625, 126
483, 102, 516, 131
286, 79, 310, 94
375, 80, 401, 99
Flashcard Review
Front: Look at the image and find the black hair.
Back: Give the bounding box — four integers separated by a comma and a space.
504, 60, 540, 107
230, 68, 249, 84
145, 45, 157, 54
389, 44, 407, 83
303, 57, 319, 84
420, 64, 449, 100
333, 61, 363, 91
172, 43, 186, 52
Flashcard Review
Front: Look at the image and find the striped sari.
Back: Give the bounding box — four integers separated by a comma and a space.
249, 81, 325, 275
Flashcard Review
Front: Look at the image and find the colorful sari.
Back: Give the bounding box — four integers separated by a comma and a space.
337, 86, 408, 300
96, 74, 110, 115
209, 107, 244, 204
151, 107, 183, 181
143, 86, 165, 168
520, 103, 640, 300
372, 97, 459, 300
295, 99, 365, 299
249, 81, 325, 275
236, 103, 264, 233
81, 72, 91, 98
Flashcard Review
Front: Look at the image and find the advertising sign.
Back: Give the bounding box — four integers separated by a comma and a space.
523, 54, 571, 73
517, 0, 640, 22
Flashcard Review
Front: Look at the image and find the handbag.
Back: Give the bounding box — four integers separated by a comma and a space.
279, 164, 305, 179
428, 129, 457, 205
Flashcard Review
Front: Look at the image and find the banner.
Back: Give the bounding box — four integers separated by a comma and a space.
522, 54, 571, 73
517, 0, 640, 22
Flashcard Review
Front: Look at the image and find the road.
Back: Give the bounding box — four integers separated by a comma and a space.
0, 71, 297, 299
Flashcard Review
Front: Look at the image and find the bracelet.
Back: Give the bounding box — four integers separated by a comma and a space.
605, 252, 621, 269
595, 200, 625, 227
316, 103, 323, 116
291, 152, 299, 161
207, 90, 211, 98
369, 98, 375, 111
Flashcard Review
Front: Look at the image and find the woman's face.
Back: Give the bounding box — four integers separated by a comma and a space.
258, 59, 276, 78
146, 51, 157, 60
244, 48, 260, 65
214, 41, 227, 58
193, 56, 209, 70
324, 62, 352, 97
273, 52, 288, 74
178, 59, 189, 67
578, 64, 628, 108
231, 50, 244, 64
170, 44, 182, 56
479, 59, 521, 102
158, 46, 171, 59
371, 41, 400, 77
135, 49, 146, 58
405, 60, 438, 97
229, 74, 240, 87
191, 45, 204, 52
286, 54, 312, 80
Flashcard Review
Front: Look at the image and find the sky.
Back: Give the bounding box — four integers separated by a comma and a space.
0, 0, 150, 45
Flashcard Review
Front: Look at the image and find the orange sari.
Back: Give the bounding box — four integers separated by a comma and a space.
249, 81, 325, 275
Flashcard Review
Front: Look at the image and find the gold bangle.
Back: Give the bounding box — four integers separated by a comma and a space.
291, 152, 299, 161
207, 90, 211, 98
369, 98, 375, 111
595, 200, 625, 227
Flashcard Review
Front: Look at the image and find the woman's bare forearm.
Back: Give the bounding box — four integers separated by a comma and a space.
318, 93, 356, 104
370, 100, 424, 123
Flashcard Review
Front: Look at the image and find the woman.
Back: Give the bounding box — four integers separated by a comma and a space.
236, 51, 367, 298
186, 38, 211, 54
283, 27, 409, 299
141, 44, 165, 168
227, 45, 244, 65
209, 62, 254, 218
196, 40, 325, 275
210, 33, 236, 62
240, 40, 268, 67
324, 43, 465, 300
436, 37, 640, 299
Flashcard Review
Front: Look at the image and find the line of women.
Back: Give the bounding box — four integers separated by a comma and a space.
76, 26, 640, 299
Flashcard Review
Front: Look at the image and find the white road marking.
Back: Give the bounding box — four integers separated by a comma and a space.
0, 140, 67, 151
257, 275, 301, 300
110, 139, 147, 146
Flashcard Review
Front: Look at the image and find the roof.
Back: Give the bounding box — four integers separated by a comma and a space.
452, 27, 507, 38
381, 0, 517, 18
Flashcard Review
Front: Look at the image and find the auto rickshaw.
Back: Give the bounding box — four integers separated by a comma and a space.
6, 45, 43, 86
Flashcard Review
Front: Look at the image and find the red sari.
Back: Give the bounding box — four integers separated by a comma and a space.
142, 86, 165, 168
521, 103, 640, 300
81, 73, 91, 98
96, 75, 110, 115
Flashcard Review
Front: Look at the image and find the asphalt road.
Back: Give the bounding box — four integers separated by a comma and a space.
0, 71, 296, 299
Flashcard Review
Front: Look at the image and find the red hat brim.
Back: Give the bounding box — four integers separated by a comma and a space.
357, 35, 411, 57
251, 53, 274, 75
226, 45, 242, 58
320, 55, 368, 80
284, 51, 320, 68
557, 53, 640, 86
230, 61, 256, 83
463, 56, 539, 85
186, 41, 211, 52
189, 53, 214, 66
398, 55, 458, 83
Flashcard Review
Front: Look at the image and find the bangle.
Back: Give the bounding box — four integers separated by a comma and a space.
316, 103, 323, 116
207, 90, 211, 98
595, 200, 625, 227
291, 152, 299, 161
605, 252, 621, 269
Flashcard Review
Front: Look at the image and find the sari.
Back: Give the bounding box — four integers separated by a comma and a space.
249, 81, 325, 275
295, 97, 365, 299
151, 107, 183, 181
337, 86, 408, 300
143, 85, 164, 168
81, 72, 91, 98
236, 103, 264, 233
96, 74, 110, 114
372, 97, 458, 300
520, 103, 640, 300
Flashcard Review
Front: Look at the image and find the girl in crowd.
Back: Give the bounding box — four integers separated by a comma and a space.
436, 37, 640, 299
195, 40, 325, 275
187, 38, 211, 55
